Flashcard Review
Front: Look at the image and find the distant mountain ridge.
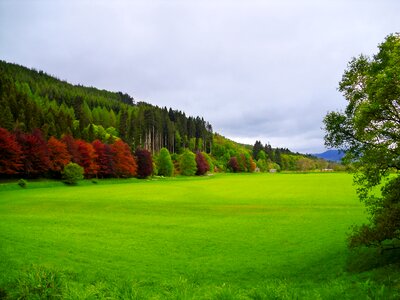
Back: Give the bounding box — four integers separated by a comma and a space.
313, 150, 344, 162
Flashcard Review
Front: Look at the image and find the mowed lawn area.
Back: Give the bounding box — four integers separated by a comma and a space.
0, 173, 398, 299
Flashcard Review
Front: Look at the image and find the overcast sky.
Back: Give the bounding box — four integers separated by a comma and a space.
1, 0, 399, 153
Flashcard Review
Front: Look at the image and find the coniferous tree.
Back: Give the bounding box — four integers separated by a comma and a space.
252, 140, 264, 159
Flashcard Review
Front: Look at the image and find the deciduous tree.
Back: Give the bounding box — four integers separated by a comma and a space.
135, 148, 153, 178
324, 33, 400, 249
157, 147, 174, 177
179, 150, 197, 176
0, 128, 22, 175
75, 139, 98, 178
112, 139, 137, 177
47, 136, 71, 175
195, 151, 209, 175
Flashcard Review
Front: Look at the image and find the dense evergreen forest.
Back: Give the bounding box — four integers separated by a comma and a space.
0, 60, 338, 179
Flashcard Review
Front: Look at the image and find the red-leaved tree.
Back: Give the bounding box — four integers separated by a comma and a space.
111, 139, 137, 177
195, 151, 209, 175
62, 134, 81, 164
228, 157, 240, 173
135, 148, 153, 178
75, 139, 98, 178
16, 129, 50, 177
47, 136, 71, 175
93, 139, 115, 178
0, 128, 23, 175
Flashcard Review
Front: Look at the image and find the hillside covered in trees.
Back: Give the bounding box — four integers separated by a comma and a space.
0, 60, 338, 179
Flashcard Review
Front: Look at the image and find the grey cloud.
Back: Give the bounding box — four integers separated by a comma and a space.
1, 0, 400, 153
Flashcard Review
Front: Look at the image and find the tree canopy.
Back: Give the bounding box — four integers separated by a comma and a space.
324, 33, 400, 249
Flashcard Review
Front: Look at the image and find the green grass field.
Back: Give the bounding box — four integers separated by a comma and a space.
0, 173, 399, 299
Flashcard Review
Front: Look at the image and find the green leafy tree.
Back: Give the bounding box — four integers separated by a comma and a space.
62, 162, 84, 185
179, 150, 197, 176
157, 147, 174, 177
324, 33, 400, 249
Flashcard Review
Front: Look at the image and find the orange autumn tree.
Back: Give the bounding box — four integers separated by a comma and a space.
75, 139, 99, 178
111, 139, 137, 177
47, 136, 71, 176
92, 139, 115, 178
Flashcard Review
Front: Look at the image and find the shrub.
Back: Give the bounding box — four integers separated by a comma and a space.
157, 148, 174, 177
17, 179, 27, 188
62, 162, 84, 185
179, 150, 197, 176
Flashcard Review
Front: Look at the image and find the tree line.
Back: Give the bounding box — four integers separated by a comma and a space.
0, 127, 213, 180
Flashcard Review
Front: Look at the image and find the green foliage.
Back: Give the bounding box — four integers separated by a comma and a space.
202, 152, 214, 173
324, 33, 400, 249
62, 162, 84, 185
157, 147, 174, 177
179, 150, 197, 176
17, 179, 27, 188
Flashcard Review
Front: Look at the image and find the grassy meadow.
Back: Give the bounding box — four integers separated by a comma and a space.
0, 173, 399, 299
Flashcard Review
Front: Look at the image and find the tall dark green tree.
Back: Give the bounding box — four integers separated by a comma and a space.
252, 140, 264, 159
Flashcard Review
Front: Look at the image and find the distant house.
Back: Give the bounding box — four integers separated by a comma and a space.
269, 169, 277, 173
322, 168, 334, 172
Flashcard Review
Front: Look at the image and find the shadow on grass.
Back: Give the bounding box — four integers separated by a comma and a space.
346, 246, 400, 273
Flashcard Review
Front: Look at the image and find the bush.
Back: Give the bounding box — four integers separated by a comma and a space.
17, 179, 27, 188
62, 162, 84, 185
179, 150, 197, 176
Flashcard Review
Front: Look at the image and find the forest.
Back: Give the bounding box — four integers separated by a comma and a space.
0, 60, 337, 179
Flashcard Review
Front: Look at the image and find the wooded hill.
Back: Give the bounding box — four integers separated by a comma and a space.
0, 60, 338, 177
0, 60, 213, 154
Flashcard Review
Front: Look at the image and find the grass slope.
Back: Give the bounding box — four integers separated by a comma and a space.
0, 173, 399, 299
